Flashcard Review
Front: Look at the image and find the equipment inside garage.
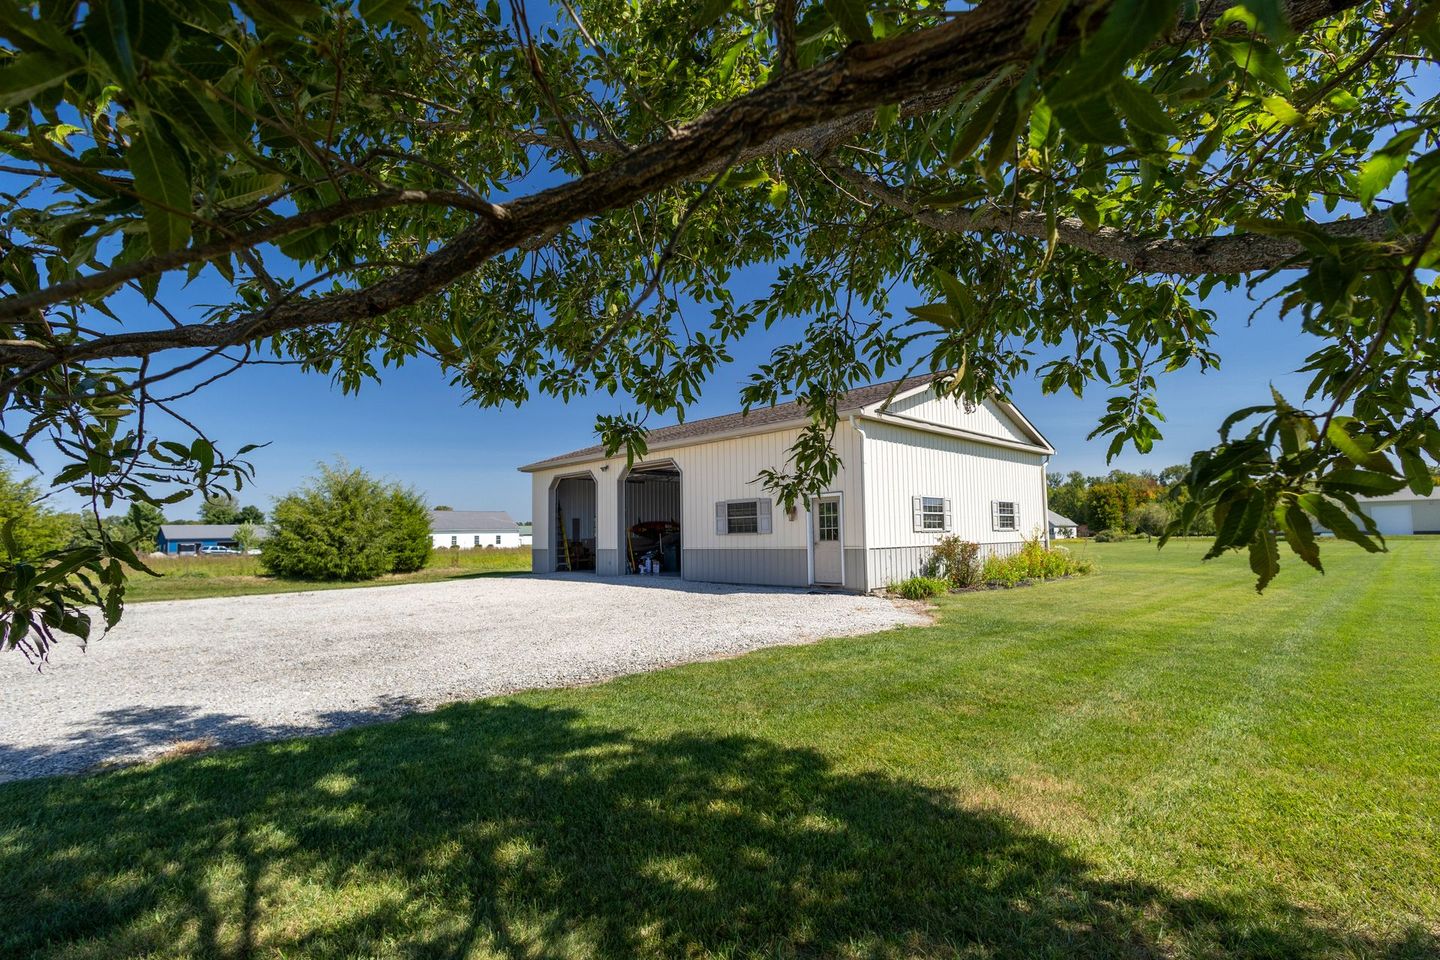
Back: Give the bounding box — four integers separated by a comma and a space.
624, 465, 681, 575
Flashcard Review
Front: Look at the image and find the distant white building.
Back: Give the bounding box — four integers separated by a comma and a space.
516, 522, 533, 547
1355, 491, 1440, 535
1048, 510, 1079, 539
429, 510, 522, 549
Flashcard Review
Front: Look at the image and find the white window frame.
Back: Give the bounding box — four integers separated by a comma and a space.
715, 498, 773, 535
474, 535, 481, 547
992, 500, 1018, 532
911, 496, 953, 533
450, 535, 458, 547
495, 534, 502, 545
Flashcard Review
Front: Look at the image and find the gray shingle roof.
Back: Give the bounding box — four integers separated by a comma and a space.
429, 510, 518, 533
522, 375, 938, 470
158, 524, 267, 540
1047, 510, 1078, 527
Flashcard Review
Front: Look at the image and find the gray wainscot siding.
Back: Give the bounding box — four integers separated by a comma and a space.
531, 547, 550, 573
597, 548, 621, 576
683, 549, 809, 587
844, 548, 867, 592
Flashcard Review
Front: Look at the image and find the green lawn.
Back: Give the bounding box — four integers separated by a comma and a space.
2, 540, 1436, 959
124, 547, 532, 602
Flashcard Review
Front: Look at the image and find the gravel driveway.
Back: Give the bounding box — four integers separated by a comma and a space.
0, 575, 924, 782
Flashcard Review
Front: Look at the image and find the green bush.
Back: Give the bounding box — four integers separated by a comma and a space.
923, 535, 983, 587
261, 462, 432, 581
892, 575, 949, 600
980, 537, 1093, 588
384, 487, 433, 573
1091, 528, 1136, 543
0, 463, 73, 558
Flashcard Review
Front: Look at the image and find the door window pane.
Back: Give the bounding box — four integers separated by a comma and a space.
818, 501, 840, 541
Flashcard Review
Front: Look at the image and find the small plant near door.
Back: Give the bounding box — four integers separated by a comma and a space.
891, 575, 949, 600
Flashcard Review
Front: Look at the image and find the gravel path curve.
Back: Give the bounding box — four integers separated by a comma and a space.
0, 575, 925, 782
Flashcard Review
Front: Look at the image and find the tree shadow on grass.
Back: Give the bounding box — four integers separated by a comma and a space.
0, 702, 1432, 959
0, 697, 428, 781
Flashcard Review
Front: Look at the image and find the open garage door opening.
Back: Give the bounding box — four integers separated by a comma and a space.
552, 474, 597, 572
622, 464, 682, 577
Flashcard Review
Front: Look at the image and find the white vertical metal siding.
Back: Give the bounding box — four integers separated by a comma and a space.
429, 531, 523, 549
527, 422, 865, 567
880, 393, 1034, 445
861, 419, 1047, 589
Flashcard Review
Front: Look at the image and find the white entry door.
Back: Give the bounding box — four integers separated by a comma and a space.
814, 497, 842, 584
1368, 504, 1414, 535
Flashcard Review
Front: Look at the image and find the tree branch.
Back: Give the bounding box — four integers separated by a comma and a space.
0, 190, 508, 325
826, 163, 1402, 274
0, 0, 1364, 368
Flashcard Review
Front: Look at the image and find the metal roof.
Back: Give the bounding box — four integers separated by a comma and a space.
428, 510, 519, 533
1047, 510, 1078, 527
520, 375, 1053, 471
157, 524, 267, 540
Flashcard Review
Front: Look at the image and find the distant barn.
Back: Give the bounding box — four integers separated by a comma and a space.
156, 524, 266, 555
429, 510, 522, 549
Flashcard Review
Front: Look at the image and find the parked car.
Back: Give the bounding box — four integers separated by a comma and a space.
201, 545, 241, 555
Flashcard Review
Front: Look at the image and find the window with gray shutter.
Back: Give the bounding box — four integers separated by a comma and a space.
992, 500, 1018, 531
726, 499, 759, 533
914, 496, 947, 531
717, 498, 771, 534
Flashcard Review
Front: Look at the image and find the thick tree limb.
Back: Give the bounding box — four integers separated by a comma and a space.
0, 190, 507, 325
0, 0, 1364, 368
827, 163, 1400, 274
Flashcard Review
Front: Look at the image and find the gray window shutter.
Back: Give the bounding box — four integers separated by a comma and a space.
757, 498, 773, 534
716, 501, 727, 535
991, 500, 1000, 531
912, 496, 923, 532
943, 499, 953, 532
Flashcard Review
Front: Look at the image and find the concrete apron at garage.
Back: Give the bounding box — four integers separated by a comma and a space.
0, 575, 926, 782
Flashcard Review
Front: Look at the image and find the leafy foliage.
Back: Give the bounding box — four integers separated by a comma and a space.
199, 495, 264, 525
0, 463, 71, 557
1130, 502, 1172, 537
922, 535, 983, 588
891, 575, 949, 600
980, 537, 1093, 586
384, 486, 433, 574
2, 0, 1439, 654
260, 462, 430, 581
1087, 482, 1139, 535
232, 522, 263, 553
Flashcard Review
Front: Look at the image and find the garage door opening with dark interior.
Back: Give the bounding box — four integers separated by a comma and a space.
553, 474, 597, 572
624, 464, 682, 577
